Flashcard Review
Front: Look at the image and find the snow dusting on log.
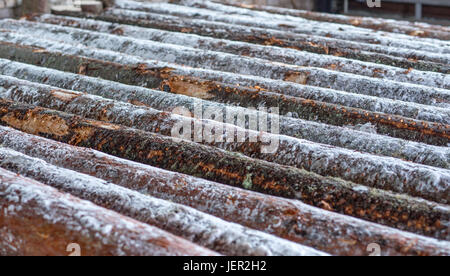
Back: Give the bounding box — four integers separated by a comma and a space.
116, 0, 450, 55
0, 99, 448, 240
0, 58, 447, 170
195, 0, 450, 40
0, 0, 448, 255
0, 167, 219, 256
0, 34, 447, 146
0, 126, 448, 255
32, 14, 450, 91
0, 75, 448, 204
0, 147, 325, 256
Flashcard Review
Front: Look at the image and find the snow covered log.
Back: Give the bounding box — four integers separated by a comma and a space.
0, 148, 325, 256
115, 0, 450, 56
0, 39, 447, 146
32, 14, 450, 92
2, 26, 449, 126
0, 126, 448, 255
202, 0, 450, 40
8, 18, 450, 103
0, 100, 448, 240
0, 59, 447, 170
0, 167, 219, 256
1, 75, 449, 205
50, 8, 449, 73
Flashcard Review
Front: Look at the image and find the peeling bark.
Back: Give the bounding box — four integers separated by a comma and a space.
116, 0, 450, 56
30, 14, 450, 95
3, 23, 450, 123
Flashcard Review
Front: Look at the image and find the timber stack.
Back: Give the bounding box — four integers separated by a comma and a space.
0, 0, 448, 256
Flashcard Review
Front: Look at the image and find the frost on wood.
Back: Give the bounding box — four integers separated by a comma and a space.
0, 168, 219, 256
0, 75, 449, 205
1, 22, 449, 126
115, 0, 450, 56
33, 14, 450, 92
174, 0, 450, 42
48, 6, 450, 73
7, 18, 450, 102
0, 147, 325, 256
194, 0, 450, 40
94, 8, 450, 72
0, 33, 448, 147
0, 126, 448, 255
0, 100, 448, 240
0, 0, 449, 257
0, 58, 447, 170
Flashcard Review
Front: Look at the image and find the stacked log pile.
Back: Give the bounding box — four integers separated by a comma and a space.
0, 0, 448, 256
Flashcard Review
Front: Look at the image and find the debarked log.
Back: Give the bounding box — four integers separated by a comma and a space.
0, 100, 448, 240
0, 126, 448, 255
0, 167, 219, 256
0, 39, 447, 146
1, 75, 449, 204
0, 59, 448, 171
0, 147, 325, 256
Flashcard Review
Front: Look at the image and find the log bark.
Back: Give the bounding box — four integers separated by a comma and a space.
33, 14, 450, 92
0, 147, 324, 256
0, 167, 218, 256
0, 38, 447, 146
0, 59, 447, 170
51, 8, 449, 73
0, 99, 447, 240
1, 75, 449, 204
0, 126, 448, 255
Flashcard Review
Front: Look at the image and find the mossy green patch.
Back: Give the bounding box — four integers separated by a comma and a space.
243, 173, 253, 190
